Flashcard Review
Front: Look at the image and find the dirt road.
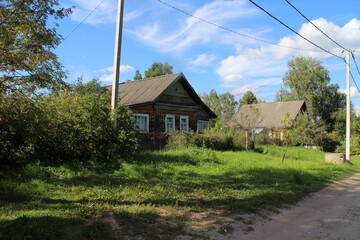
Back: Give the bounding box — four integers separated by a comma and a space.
234, 172, 360, 240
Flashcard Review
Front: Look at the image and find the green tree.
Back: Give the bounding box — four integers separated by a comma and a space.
133, 69, 143, 80
144, 62, 173, 78
276, 57, 345, 130
239, 91, 258, 106
201, 90, 238, 125
0, 0, 72, 95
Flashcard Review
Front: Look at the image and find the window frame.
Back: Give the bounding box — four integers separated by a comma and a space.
180, 116, 189, 132
197, 120, 209, 133
133, 113, 149, 133
165, 114, 176, 133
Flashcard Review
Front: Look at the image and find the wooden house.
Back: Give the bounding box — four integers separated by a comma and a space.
109, 73, 217, 148
228, 101, 307, 139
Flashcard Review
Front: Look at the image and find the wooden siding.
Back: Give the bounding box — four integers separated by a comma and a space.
158, 81, 197, 106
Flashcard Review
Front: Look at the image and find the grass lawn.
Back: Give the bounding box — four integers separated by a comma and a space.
1, 146, 360, 239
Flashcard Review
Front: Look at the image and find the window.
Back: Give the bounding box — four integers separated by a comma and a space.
165, 115, 175, 132
197, 120, 209, 133
180, 116, 189, 132
133, 114, 149, 133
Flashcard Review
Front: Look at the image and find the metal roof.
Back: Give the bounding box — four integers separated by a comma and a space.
229, 100, 306, 129
106, 73, 217, 118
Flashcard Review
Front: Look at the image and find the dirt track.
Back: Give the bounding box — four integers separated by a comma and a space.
232, 172, 360, 240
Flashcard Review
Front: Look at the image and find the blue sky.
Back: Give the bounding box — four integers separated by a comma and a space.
55, 0, 360, 113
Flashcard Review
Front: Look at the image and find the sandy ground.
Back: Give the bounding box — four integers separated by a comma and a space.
177, 172, 360, 240
231, 172, 360, 240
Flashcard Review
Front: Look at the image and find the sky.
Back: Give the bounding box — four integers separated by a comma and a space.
55, 0, 360, 113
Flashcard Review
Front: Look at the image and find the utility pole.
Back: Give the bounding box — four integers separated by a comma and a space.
346, 49, 351, 162
111, 0, 125, 128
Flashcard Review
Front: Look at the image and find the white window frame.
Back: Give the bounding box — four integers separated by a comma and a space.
165, 114, 175, 132
133, 114, 149, 133
197, 120, 209, 133
180, 116, 189, 132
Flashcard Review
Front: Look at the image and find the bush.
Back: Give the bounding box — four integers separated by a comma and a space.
315, 131, 341, 152
0, 79, 138, 169
167, 129, 244, 151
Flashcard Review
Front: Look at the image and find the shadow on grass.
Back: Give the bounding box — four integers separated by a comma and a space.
0, 151, 357, 239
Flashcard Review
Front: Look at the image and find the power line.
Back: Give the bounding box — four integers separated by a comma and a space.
156, 0, 327, 53
248, 0, 342, 59
284, 0, 347, 51
59, 0, 106, 45
350, 53, 360, 93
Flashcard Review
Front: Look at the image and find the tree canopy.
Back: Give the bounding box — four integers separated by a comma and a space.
0, 0, 72, 95
276, 57, 345, 130
201, 89, 238, 124
144, 62, 173, 78
133, 69, 143, 80
239, 91, 259, 106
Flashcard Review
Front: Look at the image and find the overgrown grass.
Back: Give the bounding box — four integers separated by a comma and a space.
1, 146, 359, 239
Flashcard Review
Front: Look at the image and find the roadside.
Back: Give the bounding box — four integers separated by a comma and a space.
181, 172, 360, 240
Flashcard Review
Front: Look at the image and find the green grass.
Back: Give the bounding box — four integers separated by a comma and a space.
1, 146, 360, 239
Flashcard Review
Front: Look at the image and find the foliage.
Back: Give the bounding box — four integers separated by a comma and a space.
276, 57, 345, 131
39, 78, 138, 163
144, 62, 173, 78
315, 131, 341, 152
1, 147, 359, 239
0, 93, 45, 168
0, 79, 138, 169
201, 89, 238, 124
167, 129, 244, 151
0, 0, 72, 95
239, 90, 259, 106
288, 113, 322, 146
133, 69, 143, 80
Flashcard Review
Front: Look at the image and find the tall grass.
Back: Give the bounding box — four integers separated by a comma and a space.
1, 146, 359, 239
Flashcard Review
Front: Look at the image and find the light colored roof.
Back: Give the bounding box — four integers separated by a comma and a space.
107, 73, 183, 106
229, 100, 306, 129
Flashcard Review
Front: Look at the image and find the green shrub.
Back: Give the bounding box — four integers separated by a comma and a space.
315, 131, 341, 152
0, 79, 138, 169
167, 129, 244, 151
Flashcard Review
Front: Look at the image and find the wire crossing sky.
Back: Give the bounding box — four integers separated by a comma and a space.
56, 0, 360, 113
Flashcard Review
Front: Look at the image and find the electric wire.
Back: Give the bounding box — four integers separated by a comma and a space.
247, 0, 342, 59
284, 0, 347, 51
350, 53, 360, 93
59, 0, 106, 45
156, 0, 327, 53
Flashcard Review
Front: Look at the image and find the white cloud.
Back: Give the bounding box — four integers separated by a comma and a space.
190, 54, 217, 66
129, 0, 259, 52
99, 65, 134, 82
216, 18, 360, 96
340, 86, 360, 98
69, 0, 143, 24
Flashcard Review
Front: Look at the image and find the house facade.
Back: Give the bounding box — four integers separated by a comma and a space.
109, 73, 217, 148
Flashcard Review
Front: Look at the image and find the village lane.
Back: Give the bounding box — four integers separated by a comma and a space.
236, 172, 360, 240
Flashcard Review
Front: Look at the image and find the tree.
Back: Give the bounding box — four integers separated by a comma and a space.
133, 69, 143, 80
201, 90, 238, 125
144, 62, 173, 78
276, 57, 345, 131
239, 91, 258, 106
0, 0, 72, 95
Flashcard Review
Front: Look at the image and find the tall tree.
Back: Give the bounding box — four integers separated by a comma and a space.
144, 62, 173, 78
0, 0, 72, 95
276, 57, 345, 130
133, 69, 143, 80
239, 91, 259, 106
201, 90, 238, 123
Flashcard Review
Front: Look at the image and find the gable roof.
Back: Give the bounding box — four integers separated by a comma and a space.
229, 100, 306, 129
107, 72, 217, 118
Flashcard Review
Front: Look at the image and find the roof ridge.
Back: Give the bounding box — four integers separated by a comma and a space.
119, 72, 182, 84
